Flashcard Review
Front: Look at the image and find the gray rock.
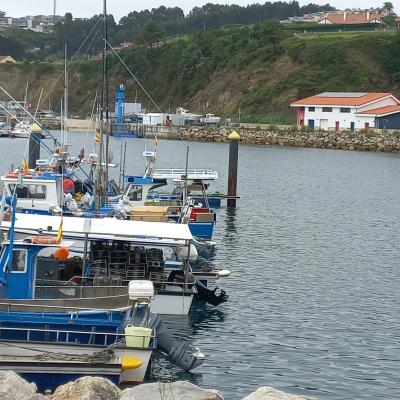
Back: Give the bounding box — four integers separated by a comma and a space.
121, 380, 224, 400
29, 395, 49, 400
0, 370, 37, 400
241, 387, 318, 400
51, 376, 121, 400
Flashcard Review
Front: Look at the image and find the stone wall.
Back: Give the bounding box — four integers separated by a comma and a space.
178, 127, 400, 153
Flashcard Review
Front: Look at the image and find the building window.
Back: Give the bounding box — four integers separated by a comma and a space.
322, 107, 332, 112
340, 108, 351, 113
308, 107, 315, 112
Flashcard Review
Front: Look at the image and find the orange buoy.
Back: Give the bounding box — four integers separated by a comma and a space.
53, 247, 70, 260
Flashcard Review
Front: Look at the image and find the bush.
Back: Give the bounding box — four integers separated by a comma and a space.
358, 128, 377, 137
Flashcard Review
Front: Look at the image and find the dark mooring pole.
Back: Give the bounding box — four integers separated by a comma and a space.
28, 124, 42, 169
227, 130, 240, 208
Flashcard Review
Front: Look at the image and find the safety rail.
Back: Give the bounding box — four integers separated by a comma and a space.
0, 326, 155, 348
153, 169, 218, 180
0, 301, 125, 313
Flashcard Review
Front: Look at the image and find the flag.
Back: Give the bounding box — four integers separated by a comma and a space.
21, 159, 28, 175
56, 219, 63, 243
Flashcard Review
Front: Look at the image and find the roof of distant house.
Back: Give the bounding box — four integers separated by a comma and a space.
319, 12, 382, 24
0, 55, 15, 61
291, 92, 396, 107
357, 104, 400, 116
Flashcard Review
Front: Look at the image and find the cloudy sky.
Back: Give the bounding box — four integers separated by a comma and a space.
2, 1, 398, 21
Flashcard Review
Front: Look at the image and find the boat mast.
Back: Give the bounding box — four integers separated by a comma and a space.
97, 0, 109, 207
63, 44, 68, 147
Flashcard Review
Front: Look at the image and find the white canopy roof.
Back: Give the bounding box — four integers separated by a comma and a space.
3, 213, 193, 244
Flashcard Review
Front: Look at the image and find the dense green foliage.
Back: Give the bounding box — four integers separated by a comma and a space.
0, 1, 335, 60
1, 11, 400, 119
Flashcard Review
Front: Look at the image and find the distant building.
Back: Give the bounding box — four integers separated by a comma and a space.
0, 55, 17, 64
318, 12, 383, 25
120, 41, 133, 49
291, 92, 400, 131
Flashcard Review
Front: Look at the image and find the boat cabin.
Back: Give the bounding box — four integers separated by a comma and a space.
1, 173, 64, 215
0, 214, 194, 305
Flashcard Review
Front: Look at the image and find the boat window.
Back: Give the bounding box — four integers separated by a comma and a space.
8, 184, 47, 199
127, 185, 143, 201
4, 249, 27, 273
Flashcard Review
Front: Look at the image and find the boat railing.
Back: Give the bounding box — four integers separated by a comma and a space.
0, 301, 125, 313
153, 169, 218, 181
34, 280, 194, 299
34, 284, 129, 300
0, 325, 155, 348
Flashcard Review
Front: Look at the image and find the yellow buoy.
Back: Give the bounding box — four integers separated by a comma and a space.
228, 130, 240, 141
121, 356, 143, 371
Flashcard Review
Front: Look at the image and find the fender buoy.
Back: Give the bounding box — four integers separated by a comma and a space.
32, 236, 59, 245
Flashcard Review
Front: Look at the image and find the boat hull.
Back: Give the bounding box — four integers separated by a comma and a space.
189, 222, 214, 239
0, 340, 152, 390
0, 292, 194, 315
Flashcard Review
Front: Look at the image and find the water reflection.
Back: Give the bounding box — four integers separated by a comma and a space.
224, 207, 238, 239
163, 305, 227, 338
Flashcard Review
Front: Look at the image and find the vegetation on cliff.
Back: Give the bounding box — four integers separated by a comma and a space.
1, 11, 400, 119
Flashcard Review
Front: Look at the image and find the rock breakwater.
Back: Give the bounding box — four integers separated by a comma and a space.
179, 127, 400, 153
0, 371, 318, 400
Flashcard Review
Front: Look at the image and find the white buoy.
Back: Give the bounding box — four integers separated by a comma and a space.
177, 244, 198, 262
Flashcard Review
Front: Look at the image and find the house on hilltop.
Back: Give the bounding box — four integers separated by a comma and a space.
291, 92, 400, 131
0, 55, 17, 64
318, 12, 383, 25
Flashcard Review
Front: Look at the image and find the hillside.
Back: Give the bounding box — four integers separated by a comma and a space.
1, 25, 400, 119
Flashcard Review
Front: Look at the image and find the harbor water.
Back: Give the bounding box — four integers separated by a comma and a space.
1, 133, 400, 399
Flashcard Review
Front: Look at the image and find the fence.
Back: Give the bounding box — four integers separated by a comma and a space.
230, 114, 296, 126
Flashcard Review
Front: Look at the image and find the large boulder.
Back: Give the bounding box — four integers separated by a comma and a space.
51, 377, 121, 400
241, 387, 317, 400
121, 381, 224, 400
0, 371, 37, 400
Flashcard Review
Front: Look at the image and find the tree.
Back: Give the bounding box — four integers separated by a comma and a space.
139, 22, 166, 49
384, 2, 394, 14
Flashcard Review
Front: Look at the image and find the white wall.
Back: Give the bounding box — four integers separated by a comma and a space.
304, 106, 375, 130
357, 97, 398, 112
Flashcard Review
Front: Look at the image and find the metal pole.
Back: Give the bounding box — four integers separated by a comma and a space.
183, 145, 189, 205
82, 233, 89, 277
227, 131, 240, 208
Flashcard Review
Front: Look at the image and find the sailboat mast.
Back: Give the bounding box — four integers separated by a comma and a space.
99, 0, 109, 206
63, 44, 68, 147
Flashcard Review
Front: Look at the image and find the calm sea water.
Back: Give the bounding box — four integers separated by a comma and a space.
2, 133, 400, 400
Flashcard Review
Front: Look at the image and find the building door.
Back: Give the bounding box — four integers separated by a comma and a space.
308, 119, 315, 129
365, 122, 369, 129
320, 119, 328, 130
350, 122, 355, 131
335, 121, 340, 131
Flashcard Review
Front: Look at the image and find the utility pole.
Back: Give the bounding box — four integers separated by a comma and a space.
53, 0, 56, 24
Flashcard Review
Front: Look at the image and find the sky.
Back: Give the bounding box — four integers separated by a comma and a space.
2, 0, 398, 21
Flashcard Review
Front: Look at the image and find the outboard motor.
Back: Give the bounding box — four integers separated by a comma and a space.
167, 270, 195, 289
195, 281, 229, 307
149, 313, 205, 372
124, 281, 205, 372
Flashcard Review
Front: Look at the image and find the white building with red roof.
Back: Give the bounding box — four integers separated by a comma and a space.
291, 92, 400, 131
318, 12, 383, 25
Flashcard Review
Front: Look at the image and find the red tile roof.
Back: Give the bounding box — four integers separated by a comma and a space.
357, 105, 400, 116
320, 12, 382, 24
291, 93, 393, 107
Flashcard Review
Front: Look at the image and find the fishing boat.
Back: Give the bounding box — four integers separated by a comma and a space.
0, 280, 205, 391
0, 212, 201, 315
